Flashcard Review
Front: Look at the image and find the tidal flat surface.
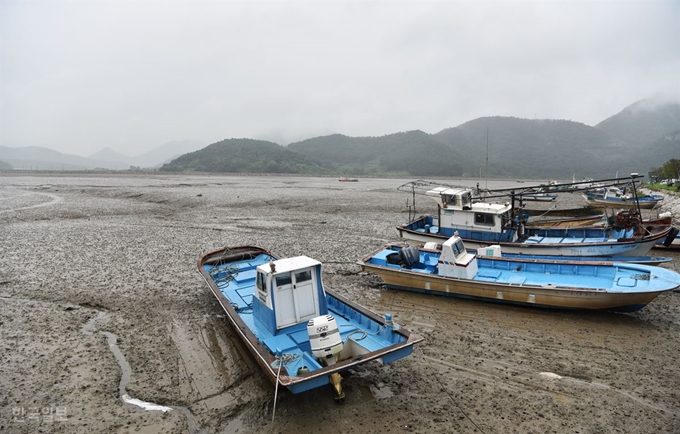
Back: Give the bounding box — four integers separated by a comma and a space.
1, 172, 679, 433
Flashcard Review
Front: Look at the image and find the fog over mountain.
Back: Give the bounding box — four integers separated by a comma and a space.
1, 98, 678, 177
0, 140, 206, 171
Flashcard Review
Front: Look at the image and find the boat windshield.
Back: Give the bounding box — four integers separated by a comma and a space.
461, 192, 472, 207
442, 194, 458, 207
452, 239, 466, 257
442, 191, 473, 208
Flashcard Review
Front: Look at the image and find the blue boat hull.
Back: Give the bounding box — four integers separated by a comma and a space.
399, 215, 673, 257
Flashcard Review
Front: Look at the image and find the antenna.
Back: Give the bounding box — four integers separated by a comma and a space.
485, 127, 489, 190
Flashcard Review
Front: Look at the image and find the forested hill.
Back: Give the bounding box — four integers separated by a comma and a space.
286, 131, 462, 176
160, 139, 328, 174
432, 117, 616, 178
160, 100, 680, 179
596, 100, 680, 146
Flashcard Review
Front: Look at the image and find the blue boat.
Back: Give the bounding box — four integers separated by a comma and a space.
583, 186, 664, 209
198, 245, 423, 400
522, 193, 557, 202
359, 235, 680, 312
521, 187, 557, 202
397, 184, 675, 256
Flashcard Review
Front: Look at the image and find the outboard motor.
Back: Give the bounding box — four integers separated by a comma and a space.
399, 245, 420, 268
307, 315, 343, 366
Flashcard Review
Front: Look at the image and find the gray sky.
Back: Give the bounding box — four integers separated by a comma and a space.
2, 0, 679, 157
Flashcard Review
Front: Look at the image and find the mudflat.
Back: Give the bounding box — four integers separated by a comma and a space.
1, 172, 679, 434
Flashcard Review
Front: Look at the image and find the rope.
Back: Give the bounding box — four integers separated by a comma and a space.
346, 325, 386, 341
272, 362, 282, 423
229, 301, 253, 313
529, 202, 560, 219
270, 352, 301, 423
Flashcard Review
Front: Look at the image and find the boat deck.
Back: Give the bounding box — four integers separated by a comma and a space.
203, 254, 402, 377
523, 235, 614, 245
366, 248, 663, 293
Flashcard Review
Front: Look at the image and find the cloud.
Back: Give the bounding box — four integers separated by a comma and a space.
1, 0, 678, 156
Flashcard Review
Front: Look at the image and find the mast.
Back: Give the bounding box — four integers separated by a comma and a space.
629, 172, 642, 216
485, 127, 489, 190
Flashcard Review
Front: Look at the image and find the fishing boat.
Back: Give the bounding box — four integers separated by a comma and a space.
583, 186, 664, 209
197, 245, 422, 400
521, 192, 557, 202
521, 188, 557, 202
526, 214, 607, 228
523, 205, 605, 218
359, 234, 680, 312
339, 177, 359, 182
397, 184, 675, 256
529, 210, 672, 231
473, 246, 673, 266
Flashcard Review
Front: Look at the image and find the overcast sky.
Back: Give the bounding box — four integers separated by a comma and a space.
2, 0, 678, 157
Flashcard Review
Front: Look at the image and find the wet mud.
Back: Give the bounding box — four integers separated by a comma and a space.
1, 173, 679, 433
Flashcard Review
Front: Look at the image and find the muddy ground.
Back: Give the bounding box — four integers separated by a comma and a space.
1, 172, 679, 434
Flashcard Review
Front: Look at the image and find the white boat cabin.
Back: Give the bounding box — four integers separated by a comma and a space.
426, 187, 515, 236
438, 234, 479, 279
254, 256, 326, 333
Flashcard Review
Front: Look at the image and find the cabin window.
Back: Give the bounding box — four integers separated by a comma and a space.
461, 192, 472, 207
275, 273, 292, 287
443, 194, 457, 206
451, 240, 461, 256
256, 271, 266, 291
475, 213, 495, 226
453, 240, 465, 257
295, 270, 312, 283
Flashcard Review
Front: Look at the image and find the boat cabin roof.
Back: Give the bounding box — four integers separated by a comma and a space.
470, 201, 512, 214
425, 186, 511, 214
425, 187, 473, 209
426, 186, 467, 197
256, 256, 320, 275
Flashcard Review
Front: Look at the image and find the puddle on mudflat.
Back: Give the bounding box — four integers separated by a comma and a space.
81, 310, 107, 335
370, 383, 395, 399
82, 310, 205, 433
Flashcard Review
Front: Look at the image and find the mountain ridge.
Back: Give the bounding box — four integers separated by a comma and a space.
2, 97, 678, 178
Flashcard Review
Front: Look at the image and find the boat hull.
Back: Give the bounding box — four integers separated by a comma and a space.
495, 253, 672, 266
583, 194, 663, 209
398, 225, 668, 256
198, 246, 422, 395
360, 262, 664, 312
522, 194, 557, 202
